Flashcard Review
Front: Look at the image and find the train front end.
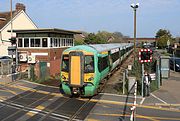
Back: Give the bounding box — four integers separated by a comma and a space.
60, 47, 96, 97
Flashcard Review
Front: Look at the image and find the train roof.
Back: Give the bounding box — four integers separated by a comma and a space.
88, 43, 133, 52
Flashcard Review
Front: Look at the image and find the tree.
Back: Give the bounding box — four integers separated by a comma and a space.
96, 31, 111, 43
82, 31, 128, 44
155, 29, 173, 49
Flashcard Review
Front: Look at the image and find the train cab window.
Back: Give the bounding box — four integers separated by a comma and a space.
62, 55, 69, 72
84, 56, 94, 73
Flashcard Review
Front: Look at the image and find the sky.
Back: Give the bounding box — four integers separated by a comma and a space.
0, 0, 180, 37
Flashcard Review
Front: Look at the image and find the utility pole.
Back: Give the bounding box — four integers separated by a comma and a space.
10, 0, 18, 70
10, 0, 13, 38
131, 3, 139, 61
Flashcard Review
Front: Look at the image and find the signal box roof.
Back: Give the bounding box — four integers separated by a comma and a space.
10, 28, 82, 34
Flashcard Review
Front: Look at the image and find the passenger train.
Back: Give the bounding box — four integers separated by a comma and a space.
60, 43, 134, 97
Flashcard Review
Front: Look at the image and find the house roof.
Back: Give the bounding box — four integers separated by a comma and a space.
0, 11, 17, 30
11, 28, 82, 35
0, 3, 37, 31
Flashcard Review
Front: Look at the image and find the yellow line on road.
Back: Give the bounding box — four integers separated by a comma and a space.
89, 113, 180, 121
26, 105, 46, 117
136, 114, 160, 121
90, 99, 180, 112
1, 83, 62, 97
0, 87, 17, 95
137, 114, 180, 121
0, 96, 5, 101
86, 119, 101, 121
89, 113, 159, 121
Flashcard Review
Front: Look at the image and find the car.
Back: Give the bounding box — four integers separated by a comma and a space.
0, 56, 11, 60
169, 57, 180, 72
0, 56, 12, 63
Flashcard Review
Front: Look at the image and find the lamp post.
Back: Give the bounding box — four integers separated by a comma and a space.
130, 3, 139, 121
131, 3, 139, 52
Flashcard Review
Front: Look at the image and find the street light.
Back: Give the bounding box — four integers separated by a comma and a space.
131, 3, 139, 51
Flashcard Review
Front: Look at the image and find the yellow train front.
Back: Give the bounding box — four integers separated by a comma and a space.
60, 44, 133, 97
60, 45, 97, 97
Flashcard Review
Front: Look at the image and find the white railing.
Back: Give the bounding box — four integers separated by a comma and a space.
130, 81, 137, 121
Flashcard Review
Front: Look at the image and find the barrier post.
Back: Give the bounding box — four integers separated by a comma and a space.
130, 81, 137, 121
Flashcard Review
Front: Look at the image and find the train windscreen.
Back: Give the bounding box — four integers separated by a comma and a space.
62, 55, 69, 72
84, 55, 94, 73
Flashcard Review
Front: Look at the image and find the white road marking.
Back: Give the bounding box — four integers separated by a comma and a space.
140, 98, 145, 105
100, 93, 142, 99
151, 93, 168, 104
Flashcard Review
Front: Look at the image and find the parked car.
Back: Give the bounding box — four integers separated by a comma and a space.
169, 57, 180, 72
0, 56, 11, 60
0, 56, 12, 63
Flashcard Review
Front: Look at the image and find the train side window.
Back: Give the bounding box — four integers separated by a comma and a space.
111, 51, 119, 63
62, 55, 69, 72
121, 49, 125, 56
84, 56, 94, 73
98, 56, 108, 72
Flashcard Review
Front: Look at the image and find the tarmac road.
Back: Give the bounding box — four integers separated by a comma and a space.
0, 70, 179, 121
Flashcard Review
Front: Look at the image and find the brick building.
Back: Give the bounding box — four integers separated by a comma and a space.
12, 28, 81, 78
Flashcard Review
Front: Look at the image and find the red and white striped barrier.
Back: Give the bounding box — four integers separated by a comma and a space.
130, 81, 137, 121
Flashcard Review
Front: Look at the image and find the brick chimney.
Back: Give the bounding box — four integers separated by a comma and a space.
16, 3, 26, 12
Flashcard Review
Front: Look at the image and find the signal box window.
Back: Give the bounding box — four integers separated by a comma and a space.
35, 38, 40, 47
84, 56, 94, 73
42, 38, 48, 47
24, 38, 29, 47
62, 55, 69, 72
18, 38, 22, 47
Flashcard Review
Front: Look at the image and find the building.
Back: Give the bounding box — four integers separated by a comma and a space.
12, 28, 81, 78
125, 38, 156, 43
0, 3, 37, 56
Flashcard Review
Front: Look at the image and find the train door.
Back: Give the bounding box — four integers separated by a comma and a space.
69, 52, 84, 87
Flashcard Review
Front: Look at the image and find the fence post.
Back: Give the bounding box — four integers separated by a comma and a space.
2, 63, 4, 75
157, 59, 160, 88
0, 62, 2, 75
123, 72, 125, 94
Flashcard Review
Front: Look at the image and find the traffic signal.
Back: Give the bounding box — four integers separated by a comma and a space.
139, 49, 152, 63
9, 37, 16, 45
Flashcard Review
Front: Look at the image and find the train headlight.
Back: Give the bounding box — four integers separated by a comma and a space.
88, 77, 94, 81
62, 75, 66, 80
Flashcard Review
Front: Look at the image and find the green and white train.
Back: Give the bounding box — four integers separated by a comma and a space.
60, 43, 133, 97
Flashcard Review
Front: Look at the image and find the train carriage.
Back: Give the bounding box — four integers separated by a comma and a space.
60, 43, 133, 97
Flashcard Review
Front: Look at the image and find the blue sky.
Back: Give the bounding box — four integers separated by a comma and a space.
0, 0, 180, 37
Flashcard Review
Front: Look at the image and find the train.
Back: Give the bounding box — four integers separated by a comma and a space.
60, 43, 134, 97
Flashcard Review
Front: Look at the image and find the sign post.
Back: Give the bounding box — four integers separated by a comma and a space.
139, 49, 152, 97
141, 63, 144, 97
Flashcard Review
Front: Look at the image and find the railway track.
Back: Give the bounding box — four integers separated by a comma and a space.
102, 52, 134, 93
0, 80, 99, 121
